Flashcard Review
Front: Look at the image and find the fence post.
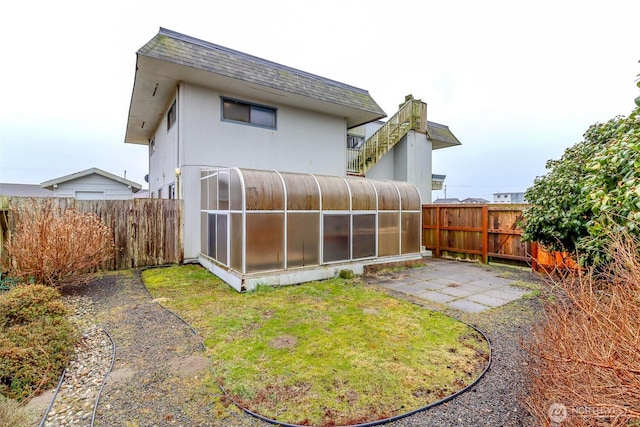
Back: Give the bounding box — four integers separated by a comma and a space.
482, 206, 489, 263
435, 206, 441, 258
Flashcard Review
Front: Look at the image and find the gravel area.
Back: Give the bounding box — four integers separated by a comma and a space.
34, 265, 541, 426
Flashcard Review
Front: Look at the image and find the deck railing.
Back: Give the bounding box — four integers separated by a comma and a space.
347, 98, 426, 175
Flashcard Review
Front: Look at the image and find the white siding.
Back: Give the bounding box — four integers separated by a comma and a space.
52, 174, 134, 200
180, 83, 346, 175
173, 83, 348, 259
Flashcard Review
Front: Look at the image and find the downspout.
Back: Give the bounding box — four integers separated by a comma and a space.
176, 83, 181, 200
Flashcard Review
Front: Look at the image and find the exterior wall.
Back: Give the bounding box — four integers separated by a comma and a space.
179, 83, 346, 174
52, 175, 134, 199
365, 131, 432, 204
162, 83, 349, 259
148, 90, 179, 199
493, 192, 526, 204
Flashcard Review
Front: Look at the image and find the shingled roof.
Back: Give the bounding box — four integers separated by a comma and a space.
427, 121, 462, 150
126, 28, 386, 144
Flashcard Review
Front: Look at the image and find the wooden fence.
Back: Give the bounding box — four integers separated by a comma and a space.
422, 204, 531, 265
1, 197, 183, 270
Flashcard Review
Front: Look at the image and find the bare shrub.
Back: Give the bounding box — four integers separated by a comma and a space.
3, 200, 114, 286
525, 232, 640, 426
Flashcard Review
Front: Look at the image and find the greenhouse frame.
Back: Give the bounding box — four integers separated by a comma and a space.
199, 167, 423, 291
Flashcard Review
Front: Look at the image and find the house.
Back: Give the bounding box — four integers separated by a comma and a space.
124, 28, 460, 288
461, 197, 490, 204
431, 174, 446, 191
0, 183, 52, 198
432, 198, 462, 204
493, 192, 526, 204
41, 168, 142, 200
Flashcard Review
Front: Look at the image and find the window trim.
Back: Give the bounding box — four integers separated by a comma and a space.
221, 97, 277, 130
167, 100, 177, 131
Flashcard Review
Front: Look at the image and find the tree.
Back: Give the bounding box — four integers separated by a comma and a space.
523, 106, 640, 265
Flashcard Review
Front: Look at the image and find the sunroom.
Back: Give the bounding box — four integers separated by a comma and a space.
199, 167, 422, 291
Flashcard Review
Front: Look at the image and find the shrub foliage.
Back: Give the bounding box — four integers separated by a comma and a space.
3, 200, 115, 286
525, 233, 640, 426
0, 285, 76, 401
523, 107, 640, 265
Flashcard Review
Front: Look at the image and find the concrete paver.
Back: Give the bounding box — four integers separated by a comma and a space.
367, 258, 537, 313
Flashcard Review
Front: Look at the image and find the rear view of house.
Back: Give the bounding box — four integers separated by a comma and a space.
124, 28, 461, 288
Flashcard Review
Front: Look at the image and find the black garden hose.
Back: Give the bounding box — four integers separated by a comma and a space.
90, 328, 116, 427
38, 365, 67, 427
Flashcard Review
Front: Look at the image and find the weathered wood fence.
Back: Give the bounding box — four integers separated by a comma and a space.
1, 197, 183, 270
422, 204, 531, 265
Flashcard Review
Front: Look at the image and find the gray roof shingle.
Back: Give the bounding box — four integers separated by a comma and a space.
139, 28, 385, 117
0, 183, 52, 197
427, 121, 462, 149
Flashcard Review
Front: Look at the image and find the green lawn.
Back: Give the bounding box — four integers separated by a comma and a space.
143, 265, 489, 426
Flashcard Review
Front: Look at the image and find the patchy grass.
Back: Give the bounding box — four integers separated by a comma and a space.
144, 265, 489, 426
0, 394, 33, 427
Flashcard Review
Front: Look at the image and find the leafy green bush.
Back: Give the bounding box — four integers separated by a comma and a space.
0, 285, 76, 401
523, 107, 640, 265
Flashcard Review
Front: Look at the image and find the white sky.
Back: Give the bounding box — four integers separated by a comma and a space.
1, 0, 639, 201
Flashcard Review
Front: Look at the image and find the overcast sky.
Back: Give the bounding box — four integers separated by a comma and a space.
1, 0, 639, 201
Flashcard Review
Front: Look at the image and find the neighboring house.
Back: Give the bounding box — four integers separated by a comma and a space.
432, 198, 461, 204
493, 192, 526, 204
124, 28, 461, 274
431, 174, 446, 191
41, 168, 142, 200
461, 197, 490, 204
0, 183, 52, 197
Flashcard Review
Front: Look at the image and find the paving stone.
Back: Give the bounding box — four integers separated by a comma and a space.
446, 299, 489, 313
438, 285, 479, 298
416, 290, 458, 304
467, 293, 511, 308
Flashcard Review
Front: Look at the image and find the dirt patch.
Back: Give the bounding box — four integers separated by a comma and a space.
168, 355, 210, 377
107, 367, 135, 383
363, 307, 379, 315
268, 334, 297, 349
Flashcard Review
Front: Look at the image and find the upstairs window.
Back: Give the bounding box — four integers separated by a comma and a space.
167, 100, 177, 131
222, 97, 276, 129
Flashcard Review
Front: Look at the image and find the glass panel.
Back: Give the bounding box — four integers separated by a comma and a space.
373, 181, 399, 210
219, 171, 229, 210
353, 214, 376, 259
401, 212, 421, 254
317, 175, 349, 210
323, 215, 350, 262
347, 178, 376, 211
243, 169, 284, 210
251, 106, 276, 128
208, 174, 218, 211
230, 213, 243, 272
378, 212, 399, 256
207, 213, 217, 259
217, 214, 228, 265
200, 176, 208, 210
287, 213, 319, 267
282, 172, 320, 210
223, 100, 249, 123
200, 212, 207, 255
230, 169, 243, 211
397, 182, 421, 211
246, 213, 284, 272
